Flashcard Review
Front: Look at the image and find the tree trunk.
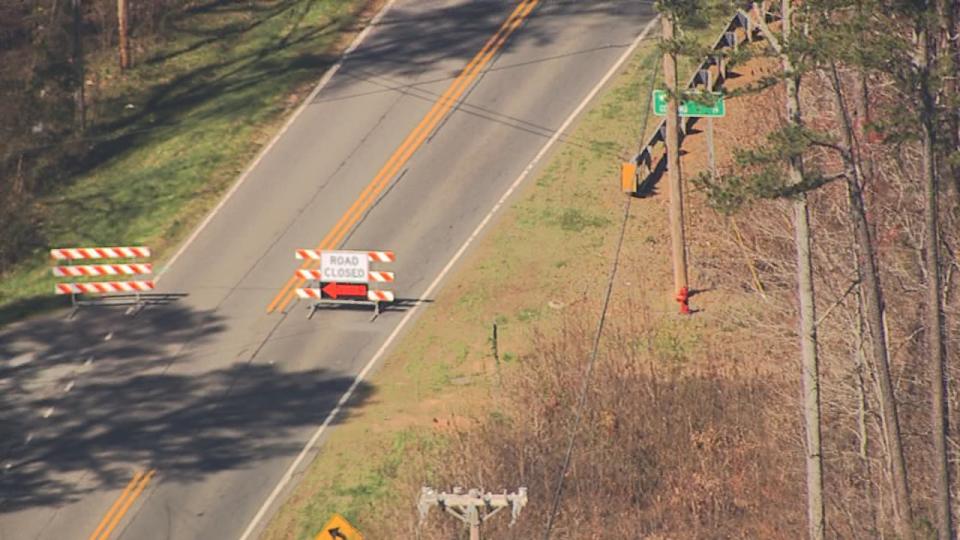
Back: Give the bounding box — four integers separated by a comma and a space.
781, 2, 824, 538
794, 194, 825, 540
918, 20, 953, 540
825, 60, 914, 540
117, 0, 130, 70
853, 288, 880, 536
72, 0, 85, 131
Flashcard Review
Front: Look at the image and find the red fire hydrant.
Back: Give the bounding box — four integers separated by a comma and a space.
676, 286, 690, 315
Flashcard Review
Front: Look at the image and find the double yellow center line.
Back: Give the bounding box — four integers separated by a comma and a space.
87, 469, 156, 540
266, 0, 541, 314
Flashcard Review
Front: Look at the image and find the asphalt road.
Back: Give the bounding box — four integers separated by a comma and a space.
0, 1, 655, 538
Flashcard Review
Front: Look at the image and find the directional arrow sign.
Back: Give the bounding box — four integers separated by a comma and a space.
652, 89, 725, 117
316, 514, 363, 540
321, 282, 368, 300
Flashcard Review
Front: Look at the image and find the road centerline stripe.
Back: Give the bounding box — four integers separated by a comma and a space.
96, 469, 156, 540
266, 0, 539, 313
87, 470, 143, 540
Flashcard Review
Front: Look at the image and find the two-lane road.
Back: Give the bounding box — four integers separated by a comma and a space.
0, 1, 655, 538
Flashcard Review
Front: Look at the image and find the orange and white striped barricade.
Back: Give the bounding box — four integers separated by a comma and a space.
294, 249, 395, 319
51, 246, 153, 310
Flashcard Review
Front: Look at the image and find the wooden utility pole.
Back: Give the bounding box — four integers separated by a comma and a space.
661, 13, 689, 312
117, 0, 130, 69
417, 487, 527, 540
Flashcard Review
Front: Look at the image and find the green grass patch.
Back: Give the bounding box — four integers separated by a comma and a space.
0, 0, 373, 326
557, 208, 610, 232
293, 429, 438, 539
516, 307, 540, 323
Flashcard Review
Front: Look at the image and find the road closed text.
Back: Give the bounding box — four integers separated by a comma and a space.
320, 251, 369, 283
322, 266, 367, 280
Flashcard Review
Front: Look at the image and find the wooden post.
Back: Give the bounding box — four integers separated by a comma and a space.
718, 49, 727, 82
469, 515, 480, 540
661, 14, 689, 309
491, 320, 502, 387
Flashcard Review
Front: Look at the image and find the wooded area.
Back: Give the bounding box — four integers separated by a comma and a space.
0, 0, 189, 273
698, 0, 960, 537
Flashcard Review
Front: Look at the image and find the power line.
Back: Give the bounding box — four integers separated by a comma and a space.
541, 34, 661, 540
542, 195, 630, 539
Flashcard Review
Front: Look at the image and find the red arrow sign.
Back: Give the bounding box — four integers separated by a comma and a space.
321, 282, 368, 299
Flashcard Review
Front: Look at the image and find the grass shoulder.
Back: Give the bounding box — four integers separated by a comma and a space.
0, 0, 381, 326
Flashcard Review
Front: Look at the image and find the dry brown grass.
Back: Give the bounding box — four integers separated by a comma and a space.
367, 304, 803, 539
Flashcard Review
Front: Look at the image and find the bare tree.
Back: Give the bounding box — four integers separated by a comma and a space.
71, 0, 85, 130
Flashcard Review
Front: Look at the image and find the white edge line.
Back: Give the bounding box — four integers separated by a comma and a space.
236, 14, 660, 540
156, 0, 401, 281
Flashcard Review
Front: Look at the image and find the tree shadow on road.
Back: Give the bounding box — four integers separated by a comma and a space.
0, 301, 373, 512
323, 0, 655, 93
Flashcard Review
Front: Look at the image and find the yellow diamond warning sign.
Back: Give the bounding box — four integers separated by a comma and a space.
315, 513, 363, 540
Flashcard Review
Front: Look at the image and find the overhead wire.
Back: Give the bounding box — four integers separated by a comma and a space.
541, 35, 662, 539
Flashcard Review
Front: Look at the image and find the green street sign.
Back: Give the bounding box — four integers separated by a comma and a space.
652, 90, 725, 118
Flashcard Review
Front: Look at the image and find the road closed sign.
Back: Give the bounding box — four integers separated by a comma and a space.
320, 250, 369, 283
